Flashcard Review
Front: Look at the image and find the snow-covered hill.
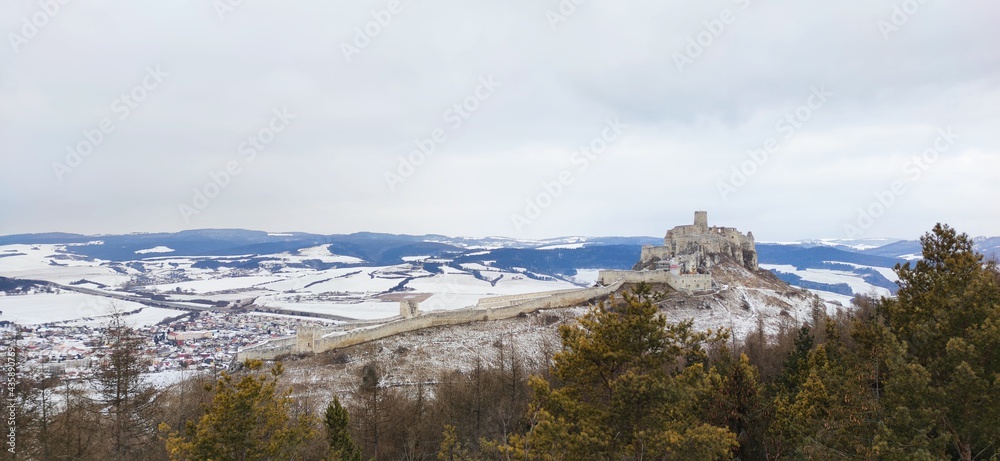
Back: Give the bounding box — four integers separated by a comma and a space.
2, 230, 997, 328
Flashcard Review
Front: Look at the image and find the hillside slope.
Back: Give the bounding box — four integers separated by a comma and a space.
276, 259, 822, 400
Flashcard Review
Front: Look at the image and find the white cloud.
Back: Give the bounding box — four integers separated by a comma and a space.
1, 0, 997, 241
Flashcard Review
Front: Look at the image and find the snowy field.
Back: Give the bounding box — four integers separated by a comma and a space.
569, 269, 602, 286
0, 292, 182, 325
67, 306, 188, 327
0, 243, 593, 325
408, 272, 577, 297
536, 242, 586, 250
277, 245, 365, 264
0, 244, 130, 287
760, 264, 893, 298
258, 271, 582, 320
824, 262, 899, 283
150, 276, 286, 294
135, 246, 175, 254
262, 266, 413, 294
809, 290, 856, 307
255, 298, 402, 320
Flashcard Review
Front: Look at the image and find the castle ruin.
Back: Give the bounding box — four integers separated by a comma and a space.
598, 211, 758, 292
239, 212, 761, 361
640, 210, 757, 272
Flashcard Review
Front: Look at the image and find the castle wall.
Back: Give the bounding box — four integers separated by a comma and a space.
597, 270, 711, 291
640, 245, 672, 263
670, 274, 713, 290
474, 289, 581, 309
236, 336, 297, 361
236, 281, 624, 361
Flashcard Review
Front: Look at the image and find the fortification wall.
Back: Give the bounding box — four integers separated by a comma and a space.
599, 269, 670, 285
639, 246, 671, 263
597, 270, 712, 291
236, 281, 624, 361
661, 233, 756, 271
236, 336, 297, 361
475, 289, 581, 308
670, 274, 712, 290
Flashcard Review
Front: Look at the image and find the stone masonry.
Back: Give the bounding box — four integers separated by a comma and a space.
638, 211, 757, 273
598, 211, 757, 292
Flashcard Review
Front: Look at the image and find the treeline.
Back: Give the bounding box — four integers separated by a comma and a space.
3, 224, 999, 460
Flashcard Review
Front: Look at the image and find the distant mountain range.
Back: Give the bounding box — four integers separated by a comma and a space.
2, 229, 998, 300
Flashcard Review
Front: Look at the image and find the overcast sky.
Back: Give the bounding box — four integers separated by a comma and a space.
1, 0, 997, 241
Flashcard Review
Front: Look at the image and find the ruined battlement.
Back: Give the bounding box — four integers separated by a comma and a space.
600, 212, 757, 292
640, 211, 757, 273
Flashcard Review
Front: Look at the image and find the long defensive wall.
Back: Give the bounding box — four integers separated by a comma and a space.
236, 280, 624, 361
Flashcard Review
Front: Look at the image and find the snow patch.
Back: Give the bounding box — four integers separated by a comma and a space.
537, 243, 586, 250
569, 269, 602, 286
66, 240, 104, 246
760, 264, 892, 298
135, 246, 175, 254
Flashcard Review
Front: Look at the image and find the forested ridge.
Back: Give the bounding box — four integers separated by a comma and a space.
3, 224, 998, 460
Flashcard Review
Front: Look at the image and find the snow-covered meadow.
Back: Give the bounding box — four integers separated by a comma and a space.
0, 241, 583, 325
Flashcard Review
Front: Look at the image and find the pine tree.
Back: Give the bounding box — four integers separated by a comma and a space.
437, 425, 470, 461
877, 224, 1000, 460
707, 352, 766, 460
497, 289, 736, 460
161, 360, 318, 461
325, 397, 361, 461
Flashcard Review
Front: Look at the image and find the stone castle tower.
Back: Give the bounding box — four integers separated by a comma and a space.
694, 210, 708, 228
295, 324, 320, 353
637, 211, 758, 273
